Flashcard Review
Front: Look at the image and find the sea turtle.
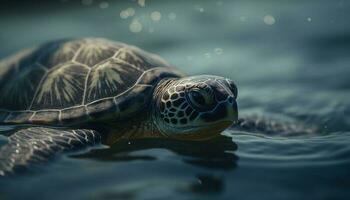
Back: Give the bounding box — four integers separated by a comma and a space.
0, 38, 240, 175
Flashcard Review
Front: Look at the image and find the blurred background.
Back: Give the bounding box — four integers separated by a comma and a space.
1, 0, 349, 89
0, 0, 350, 199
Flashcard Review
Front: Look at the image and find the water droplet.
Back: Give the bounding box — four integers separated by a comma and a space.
120, 8, 135, 19
81, 0, 93, 6
138, 0, 145, 7
214, 48, 223, 55
263, 15, 276, 25
205, 53, 211, 58
126, 7, 135, 17
307, 17, 312, 22
168, 12, 176, 20
120, 10, 129, 19
151, 11, 162, 21
99, 2, 109, 9
129, 19, 143, 33
128, 141, 131, 145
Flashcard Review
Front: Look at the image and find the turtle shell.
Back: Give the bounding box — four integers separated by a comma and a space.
0, 38, 183, 125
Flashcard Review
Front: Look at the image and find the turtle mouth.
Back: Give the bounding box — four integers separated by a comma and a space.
167, 120, 233, 141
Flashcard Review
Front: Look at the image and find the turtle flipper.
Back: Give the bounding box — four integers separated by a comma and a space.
232, 116, 318, 136
0, 127, 101, 176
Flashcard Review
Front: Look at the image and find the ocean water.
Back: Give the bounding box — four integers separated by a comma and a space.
0, 0, 350, 199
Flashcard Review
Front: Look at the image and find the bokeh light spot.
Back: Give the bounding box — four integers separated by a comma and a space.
151, 11, 162, 21
129, 19, 143, 33
120, 8, 135, 19
263, 15, 276, 25
126, 8, 135, 16
138, 0, 145, 7
99, 2, 109, 9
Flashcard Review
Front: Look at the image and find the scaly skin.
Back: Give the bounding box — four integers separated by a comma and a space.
104, 75, 239, 143
150, 75, 238, 139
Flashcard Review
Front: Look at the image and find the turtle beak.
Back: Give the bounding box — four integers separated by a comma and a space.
228, 98, 238, 123
223, 79, 238, 123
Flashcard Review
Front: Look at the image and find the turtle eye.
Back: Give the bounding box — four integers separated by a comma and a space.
188, 89, 214, 109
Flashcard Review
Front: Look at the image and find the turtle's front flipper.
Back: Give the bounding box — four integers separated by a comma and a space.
0, 127, 101, 176
231, 116, 318, 136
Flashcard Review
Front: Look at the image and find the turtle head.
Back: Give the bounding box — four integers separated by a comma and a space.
153, 75, 238, 140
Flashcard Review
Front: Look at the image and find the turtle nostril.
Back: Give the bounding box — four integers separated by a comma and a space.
228, 96, 234, 104
226, 79, 238, 98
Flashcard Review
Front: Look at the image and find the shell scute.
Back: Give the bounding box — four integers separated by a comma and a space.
85, 58, 142, 104
31, 111, 59, 124
31, 63, 89, 110
0, 38, 182, 125
86, 98, 117, 120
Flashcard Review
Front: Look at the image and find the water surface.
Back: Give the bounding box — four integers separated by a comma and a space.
0, 0, 349, 199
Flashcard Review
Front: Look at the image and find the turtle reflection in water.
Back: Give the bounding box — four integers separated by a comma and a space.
0, 38, 306, 175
